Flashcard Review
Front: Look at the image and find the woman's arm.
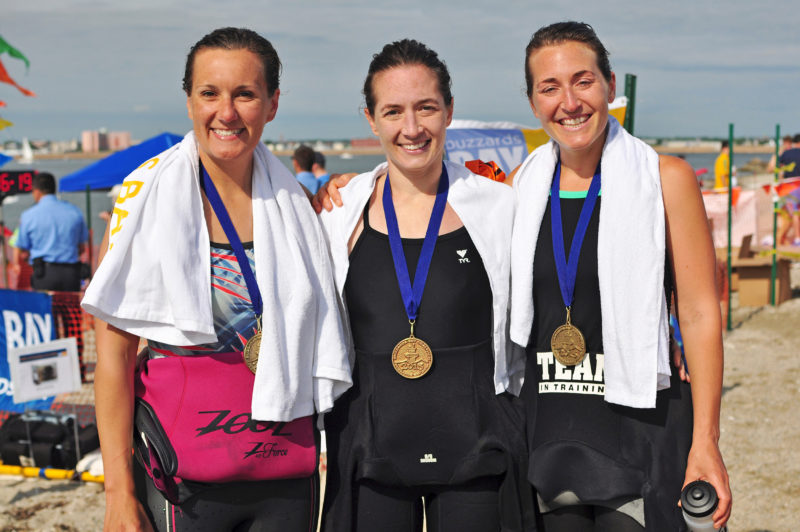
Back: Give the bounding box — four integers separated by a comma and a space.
660, 154, 731, 529
312, 160, 519, 214
95, 320, 153, 531
93, 223, 154, 532
312, 173, 358, 213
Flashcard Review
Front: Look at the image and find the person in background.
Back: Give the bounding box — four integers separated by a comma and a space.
713, 140, 730, 189
766, 135, 793, 174
13, 172, 90, 380
293, 144, 320, 194
313, 150, 331, 188
7, 227, 33, 289
12, 172, 88, 292
777, 134, 800, 245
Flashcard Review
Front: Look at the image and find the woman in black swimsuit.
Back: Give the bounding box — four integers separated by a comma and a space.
319, 39, 532, 532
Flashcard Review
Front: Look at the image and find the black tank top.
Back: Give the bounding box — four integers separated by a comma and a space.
532, 195, 602, 353
344, 205, 493, 351
523, 193, 695, 529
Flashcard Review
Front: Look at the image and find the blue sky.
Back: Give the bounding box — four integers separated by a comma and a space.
1, 0, 799, 142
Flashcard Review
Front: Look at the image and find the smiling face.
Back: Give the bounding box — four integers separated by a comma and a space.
365, 64, 453, 180
186, 47, 279, 171
527, 41, 615, 160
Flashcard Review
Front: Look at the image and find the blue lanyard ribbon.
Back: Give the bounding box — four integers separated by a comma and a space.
550, 160, 602, 309
383, 163, 450, 321
200, 162, 263, 317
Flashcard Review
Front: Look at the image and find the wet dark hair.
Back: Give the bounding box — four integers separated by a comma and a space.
32, 172, 56, 195
524, 21, 612, 98
183, 27, 281, 96
793, 133, 800, 144
363, 39, 452, 115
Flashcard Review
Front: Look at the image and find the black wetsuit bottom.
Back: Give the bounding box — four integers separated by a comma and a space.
538, 505, 645, 532
354, 476, 502, 532
134, 460, 319, 532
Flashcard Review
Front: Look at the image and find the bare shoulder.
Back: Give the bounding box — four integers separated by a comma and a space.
659, 154, 698, 195
505, 164, 521, 187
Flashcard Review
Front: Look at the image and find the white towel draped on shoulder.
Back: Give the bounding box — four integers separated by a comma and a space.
319, 160, 523, 395
510, 117, 671, 408
82, 131, 352, 421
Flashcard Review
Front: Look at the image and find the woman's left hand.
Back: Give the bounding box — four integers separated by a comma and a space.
682, 437, 732, 530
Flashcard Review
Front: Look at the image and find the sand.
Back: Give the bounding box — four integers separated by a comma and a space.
2, 267, 799, 531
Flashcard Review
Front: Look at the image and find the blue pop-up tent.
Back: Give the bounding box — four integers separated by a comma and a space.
59, 132, 183, 191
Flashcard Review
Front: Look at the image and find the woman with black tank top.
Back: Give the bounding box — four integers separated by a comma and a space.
318, 40, 533, 532
509, 22, 732, 531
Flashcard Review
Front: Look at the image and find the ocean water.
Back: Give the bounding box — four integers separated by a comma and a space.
0, 151, 769, 249
0, 153, 386, 248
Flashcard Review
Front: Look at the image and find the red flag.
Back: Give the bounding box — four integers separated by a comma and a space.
464, 159, 507, 182
0, 57, 35, 97
0, 100, 5, 107
761, 177, 800, 197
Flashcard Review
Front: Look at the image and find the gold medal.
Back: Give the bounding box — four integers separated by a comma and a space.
242, 315, 262, 374
392, 320, 433, 379
551, 307, 586, 366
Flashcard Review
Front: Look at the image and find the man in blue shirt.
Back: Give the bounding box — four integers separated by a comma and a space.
292, 145, 320, 195
12, 172, 89, 291
313, 151, 331, 188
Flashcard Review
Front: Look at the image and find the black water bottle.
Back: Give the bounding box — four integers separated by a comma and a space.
681, 480, 726, 531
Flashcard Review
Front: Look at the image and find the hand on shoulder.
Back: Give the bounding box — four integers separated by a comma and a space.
312, 173, 358, 213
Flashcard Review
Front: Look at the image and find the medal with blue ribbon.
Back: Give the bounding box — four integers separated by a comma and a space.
201, 161, 263, 374
549, 159, 601, 366
383, 163, 449, 379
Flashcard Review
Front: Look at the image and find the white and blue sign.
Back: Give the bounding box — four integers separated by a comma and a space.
0, 289, 56, 412
446, 129, 529, 173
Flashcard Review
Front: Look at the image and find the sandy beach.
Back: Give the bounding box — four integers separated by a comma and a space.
2, 267, 799, 531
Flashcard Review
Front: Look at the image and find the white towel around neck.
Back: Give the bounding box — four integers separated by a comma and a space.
82, 131, 352, 421
319, 160, 523, 396
509, 117, 671, 408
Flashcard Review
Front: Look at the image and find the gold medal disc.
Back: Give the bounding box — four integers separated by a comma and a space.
243, 331, 261, 374
391, 337, 433, 379
551, 323, 586, 366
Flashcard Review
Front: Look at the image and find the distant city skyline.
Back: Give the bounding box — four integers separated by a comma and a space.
2, 0, 799, 143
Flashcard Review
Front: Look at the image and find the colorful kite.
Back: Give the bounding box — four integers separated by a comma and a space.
0, 35, 34, 97
0, 58, 34, 97
0, 36, 30, 69
0, 116, 13, 130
